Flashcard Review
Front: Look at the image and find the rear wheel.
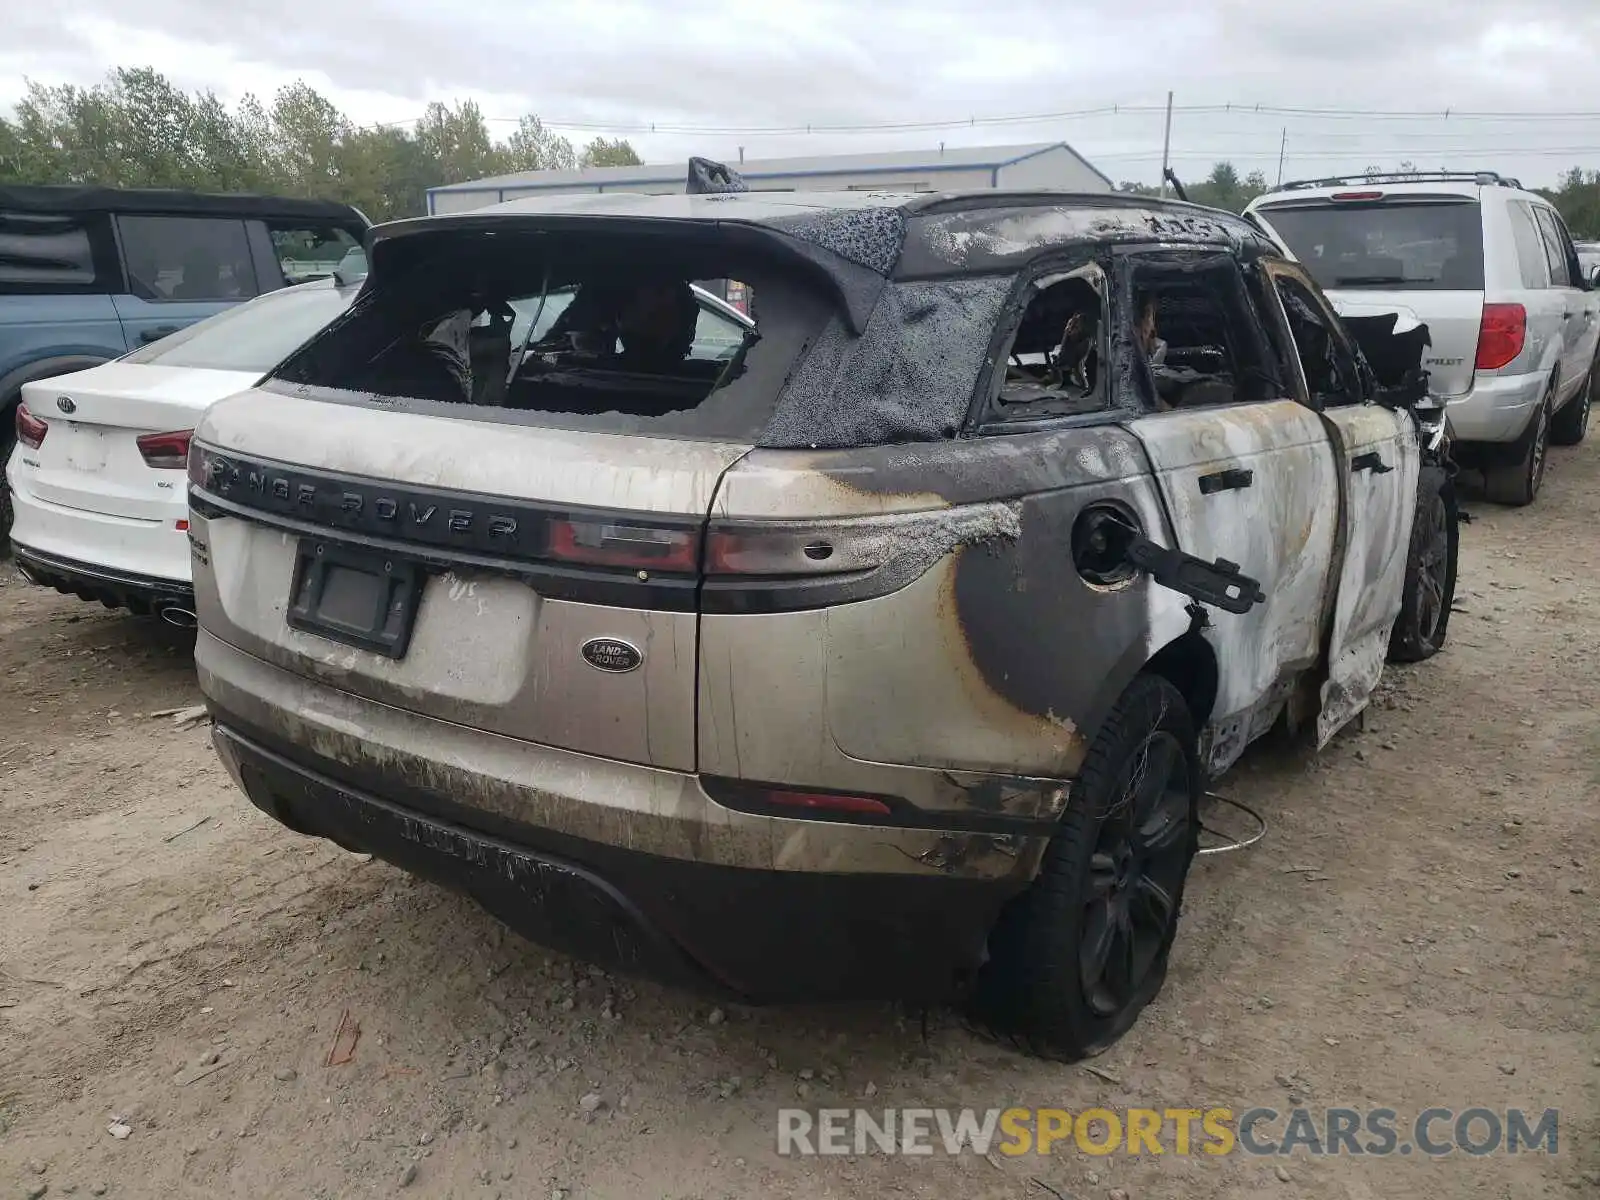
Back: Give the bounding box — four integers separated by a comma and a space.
969, 674, 1199, 1060
1388, 465, 1459, 663
1550, 356, 1594, 446
1482, 383, 1551, 507
0, 409, 14, 553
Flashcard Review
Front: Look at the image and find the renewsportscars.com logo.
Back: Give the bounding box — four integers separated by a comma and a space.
776, 1106, 1560, 1158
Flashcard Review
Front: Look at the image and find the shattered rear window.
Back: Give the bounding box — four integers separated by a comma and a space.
764, 277, 1012, 448
271, 230, 824, 443
271, 225, 1017, 449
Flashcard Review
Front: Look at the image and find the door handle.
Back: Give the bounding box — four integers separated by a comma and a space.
140, 325, 181, 343
1351, 451, 1394, 475
1198, 467, 1254, 495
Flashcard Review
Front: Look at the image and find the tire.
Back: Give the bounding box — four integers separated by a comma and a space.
1482, 382, 1551, 507
0, 416, 14, 554
1388, 464, 1459, 663
968, 674, 1200, 1061
1550, 355, 1594, 446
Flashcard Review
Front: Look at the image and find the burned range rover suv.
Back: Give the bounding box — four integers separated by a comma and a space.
188, 178, 1456, 1060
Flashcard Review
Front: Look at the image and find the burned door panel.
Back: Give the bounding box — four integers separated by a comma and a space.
1126, 401, 1340, 774
1258, 258, 1424, 744
1315, 406, 1419, 745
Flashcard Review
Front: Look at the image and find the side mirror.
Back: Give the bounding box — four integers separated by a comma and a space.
1589, 265, 1600, 289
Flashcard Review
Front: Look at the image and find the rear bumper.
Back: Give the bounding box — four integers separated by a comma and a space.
199, 634, 1038, 1002
1443, 370, 1546, 446
6, 460, 191, 583
12, 542, 193, 614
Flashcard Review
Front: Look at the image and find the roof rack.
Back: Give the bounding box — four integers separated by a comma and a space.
1278, 170, 1523, 192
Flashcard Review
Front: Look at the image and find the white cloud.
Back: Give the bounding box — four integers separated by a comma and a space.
2, 0, 1598, 187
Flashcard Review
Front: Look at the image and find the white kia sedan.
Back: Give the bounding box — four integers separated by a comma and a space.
6, 276, 364, 623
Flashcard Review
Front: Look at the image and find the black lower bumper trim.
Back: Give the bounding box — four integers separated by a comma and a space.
12, 544, 193, 615
214, 720, 1018, 1003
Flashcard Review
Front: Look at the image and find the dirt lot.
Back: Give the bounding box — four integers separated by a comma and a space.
2, 447, 1597, 1200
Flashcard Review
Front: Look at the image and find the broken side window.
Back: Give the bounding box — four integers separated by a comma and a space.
1123, 252, 1282, 413
978, 266, 1109, 426
1272, 274, 1364, 407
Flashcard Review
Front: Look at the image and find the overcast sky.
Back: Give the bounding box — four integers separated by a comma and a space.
5, 0, 1600, 187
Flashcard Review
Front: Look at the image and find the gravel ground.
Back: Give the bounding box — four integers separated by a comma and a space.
1, 443, 1596, 1200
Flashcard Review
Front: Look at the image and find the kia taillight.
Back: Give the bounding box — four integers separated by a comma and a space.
546, 518, 700, 573
1476, 303, 1527, 371
136, 429, 193, 470
15, 402, 48, 450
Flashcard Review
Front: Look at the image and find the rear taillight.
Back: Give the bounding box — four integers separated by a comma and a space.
1331, 191, 1385, 201
136, 429, 193, 470
703, 776, 897, 819
759, 788, 893, 817
1475, 303, 1527, 371
546, 518, 699, 573
15, 402, 48, 450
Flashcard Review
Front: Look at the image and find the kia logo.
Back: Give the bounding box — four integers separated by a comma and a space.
56, 396, 76, 414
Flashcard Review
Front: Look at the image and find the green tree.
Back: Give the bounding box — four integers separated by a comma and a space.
504, 116, 576, 173
415, 100, 502, 185
1544, 167, 1600, 239
580, 137, 641, 168
0, 66, 619, 221
269, 81, 350, 196
109, 67, 199, 188
1185, 162, 1267, 213
1119, 165, 1265, 213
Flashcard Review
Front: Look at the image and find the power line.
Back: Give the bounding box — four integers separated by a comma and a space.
1093, 146, 1600, 163
368, 101, 1600, 137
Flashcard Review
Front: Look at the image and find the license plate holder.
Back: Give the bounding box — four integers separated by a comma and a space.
286, 541, 424, 659
61, 425, 107, 472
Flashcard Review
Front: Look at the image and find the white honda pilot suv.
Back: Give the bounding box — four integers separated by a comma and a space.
1247, 171, 1600, 505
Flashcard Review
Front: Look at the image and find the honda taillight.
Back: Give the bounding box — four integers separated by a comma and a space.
15, 402, 48, 450
1475, 304, 1527, 371
546, 518, 700, 573
136, 429, 193, 470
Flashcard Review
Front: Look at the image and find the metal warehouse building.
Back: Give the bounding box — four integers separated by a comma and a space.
426, 141, 1113, 214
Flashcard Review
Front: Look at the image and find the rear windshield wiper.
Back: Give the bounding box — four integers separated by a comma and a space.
1334, 274, 1415, 286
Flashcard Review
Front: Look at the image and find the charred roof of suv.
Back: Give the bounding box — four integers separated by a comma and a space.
372, 190, 1272, 282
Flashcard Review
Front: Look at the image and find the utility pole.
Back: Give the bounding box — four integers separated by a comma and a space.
1158, 91, 1174, 198
1276, 126, 1288, 187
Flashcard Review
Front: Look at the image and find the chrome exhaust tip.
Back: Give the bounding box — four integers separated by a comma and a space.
158, 605, 198, 629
